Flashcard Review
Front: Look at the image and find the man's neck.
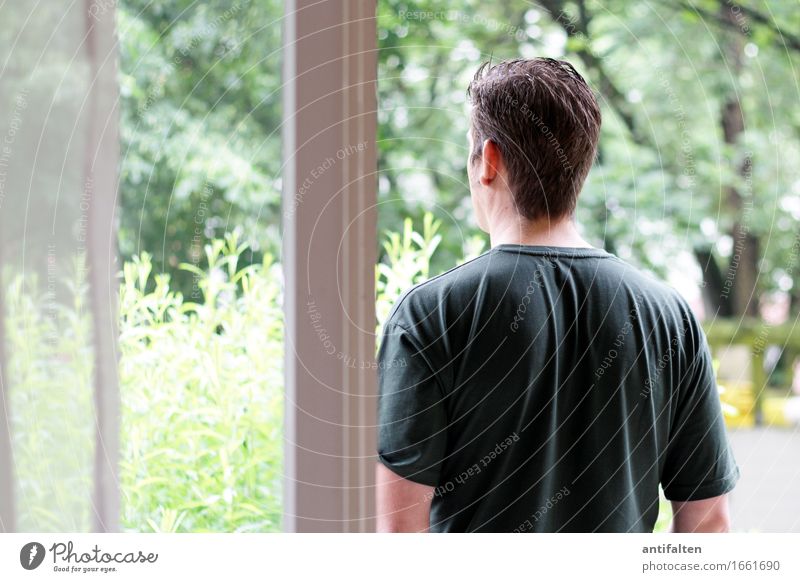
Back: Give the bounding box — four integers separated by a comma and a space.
489, 215, 593, 249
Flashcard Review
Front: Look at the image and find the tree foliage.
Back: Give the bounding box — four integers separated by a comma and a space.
119, 0, 282, 295
118, 0, 800, 315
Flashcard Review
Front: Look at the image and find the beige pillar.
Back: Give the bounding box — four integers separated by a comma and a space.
282, 0, 378, 532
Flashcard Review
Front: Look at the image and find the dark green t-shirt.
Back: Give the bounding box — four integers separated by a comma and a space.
377, 244, 739, 532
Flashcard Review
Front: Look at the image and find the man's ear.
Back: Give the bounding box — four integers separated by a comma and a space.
480, 139, 501, 186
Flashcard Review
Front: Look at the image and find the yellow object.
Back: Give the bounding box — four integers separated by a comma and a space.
719, 381, 755, 429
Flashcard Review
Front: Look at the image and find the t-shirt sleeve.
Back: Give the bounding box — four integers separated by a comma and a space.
661, 307, 740, 501
376, 322, 448, 487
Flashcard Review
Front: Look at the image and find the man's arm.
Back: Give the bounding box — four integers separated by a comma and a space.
668, 494, 731, 532
375, 462, 435, 532
661, 302, 740, 531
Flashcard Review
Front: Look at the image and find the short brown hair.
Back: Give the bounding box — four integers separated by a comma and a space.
467, 58, 601, 220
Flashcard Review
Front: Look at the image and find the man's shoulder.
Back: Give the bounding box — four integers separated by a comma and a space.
384, 251, 494, 328
602, 255, 702, 349
606, 255, 693, 310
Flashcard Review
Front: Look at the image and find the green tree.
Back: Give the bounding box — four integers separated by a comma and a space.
118, 0, 283, 295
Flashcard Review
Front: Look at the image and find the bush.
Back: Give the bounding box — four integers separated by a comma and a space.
118, 234, 283, 532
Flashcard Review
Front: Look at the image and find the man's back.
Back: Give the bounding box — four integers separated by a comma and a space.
377, 244, 739, 532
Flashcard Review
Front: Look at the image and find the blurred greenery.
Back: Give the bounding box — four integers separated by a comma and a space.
118, 0, 282, 295
117, 233, 284, 532
2, 216, 479, 532
118, 0, 800, 319
3, 216, 476, 532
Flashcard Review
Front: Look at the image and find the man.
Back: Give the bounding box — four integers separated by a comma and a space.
375, 58, 739, 533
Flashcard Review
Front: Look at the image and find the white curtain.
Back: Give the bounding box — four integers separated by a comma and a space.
0, 0, 119, 532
